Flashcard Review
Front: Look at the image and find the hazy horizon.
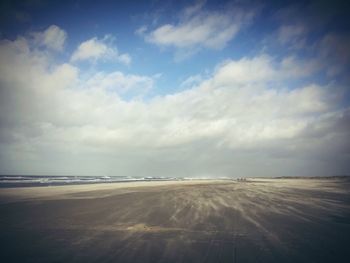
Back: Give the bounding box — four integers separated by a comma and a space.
1, 0, 349, 178
1, 173, 350, 178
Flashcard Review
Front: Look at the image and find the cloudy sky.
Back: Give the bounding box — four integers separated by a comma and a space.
0, 0, 349, 177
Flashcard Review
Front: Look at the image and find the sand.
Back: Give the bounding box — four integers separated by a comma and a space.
1, 178, 350, 262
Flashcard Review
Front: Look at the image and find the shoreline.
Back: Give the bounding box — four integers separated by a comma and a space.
0, 179, 230, 203
1, 176, 348, 204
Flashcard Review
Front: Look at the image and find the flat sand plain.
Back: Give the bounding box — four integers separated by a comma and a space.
1, 178, 350, 263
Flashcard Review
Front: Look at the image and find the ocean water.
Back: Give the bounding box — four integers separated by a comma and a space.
0, 174, 239, 187
0, 175, 184, 187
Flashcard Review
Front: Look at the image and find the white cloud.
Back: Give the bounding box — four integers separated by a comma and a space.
85, 71, 154, 96
32, 25, 67, 51
135, 25, 148, 36
71, 36, 131, 65
180, 74, 203, 88
209, 54, 319, 86
142, 3, 254, 51
280, 55, 320, 79
117, 53, 132, 65
277, 24, 306, 46
71, 37, 113, 61
211, 55, 276, 85
0, 31, 348, 177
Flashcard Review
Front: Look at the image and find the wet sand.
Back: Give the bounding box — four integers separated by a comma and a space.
1, 178, 350, 263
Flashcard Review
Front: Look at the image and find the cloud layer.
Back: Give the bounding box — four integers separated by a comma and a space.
0, 24, 349, 177
139, 2, 254, 58
71, 36, 131, 65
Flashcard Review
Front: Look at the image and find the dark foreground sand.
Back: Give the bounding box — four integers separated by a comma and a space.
1, 178, 350, 263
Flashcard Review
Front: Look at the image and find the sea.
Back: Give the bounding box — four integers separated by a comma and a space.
0, 175, 184, 187
0, 175, 230, 187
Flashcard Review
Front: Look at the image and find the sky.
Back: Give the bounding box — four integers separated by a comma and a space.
0, 0, 349, 177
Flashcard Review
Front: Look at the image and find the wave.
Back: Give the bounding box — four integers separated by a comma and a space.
0, 175, 186, 187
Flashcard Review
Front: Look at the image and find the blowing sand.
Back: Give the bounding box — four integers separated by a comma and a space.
1, 178, 350, 263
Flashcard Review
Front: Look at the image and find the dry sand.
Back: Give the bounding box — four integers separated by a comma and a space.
1, 178, 350, 262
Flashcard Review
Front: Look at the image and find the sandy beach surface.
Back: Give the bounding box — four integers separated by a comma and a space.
1, 178, 350, 263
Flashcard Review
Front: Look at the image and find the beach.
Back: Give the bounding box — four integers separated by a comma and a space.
1, 178, 350, 262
